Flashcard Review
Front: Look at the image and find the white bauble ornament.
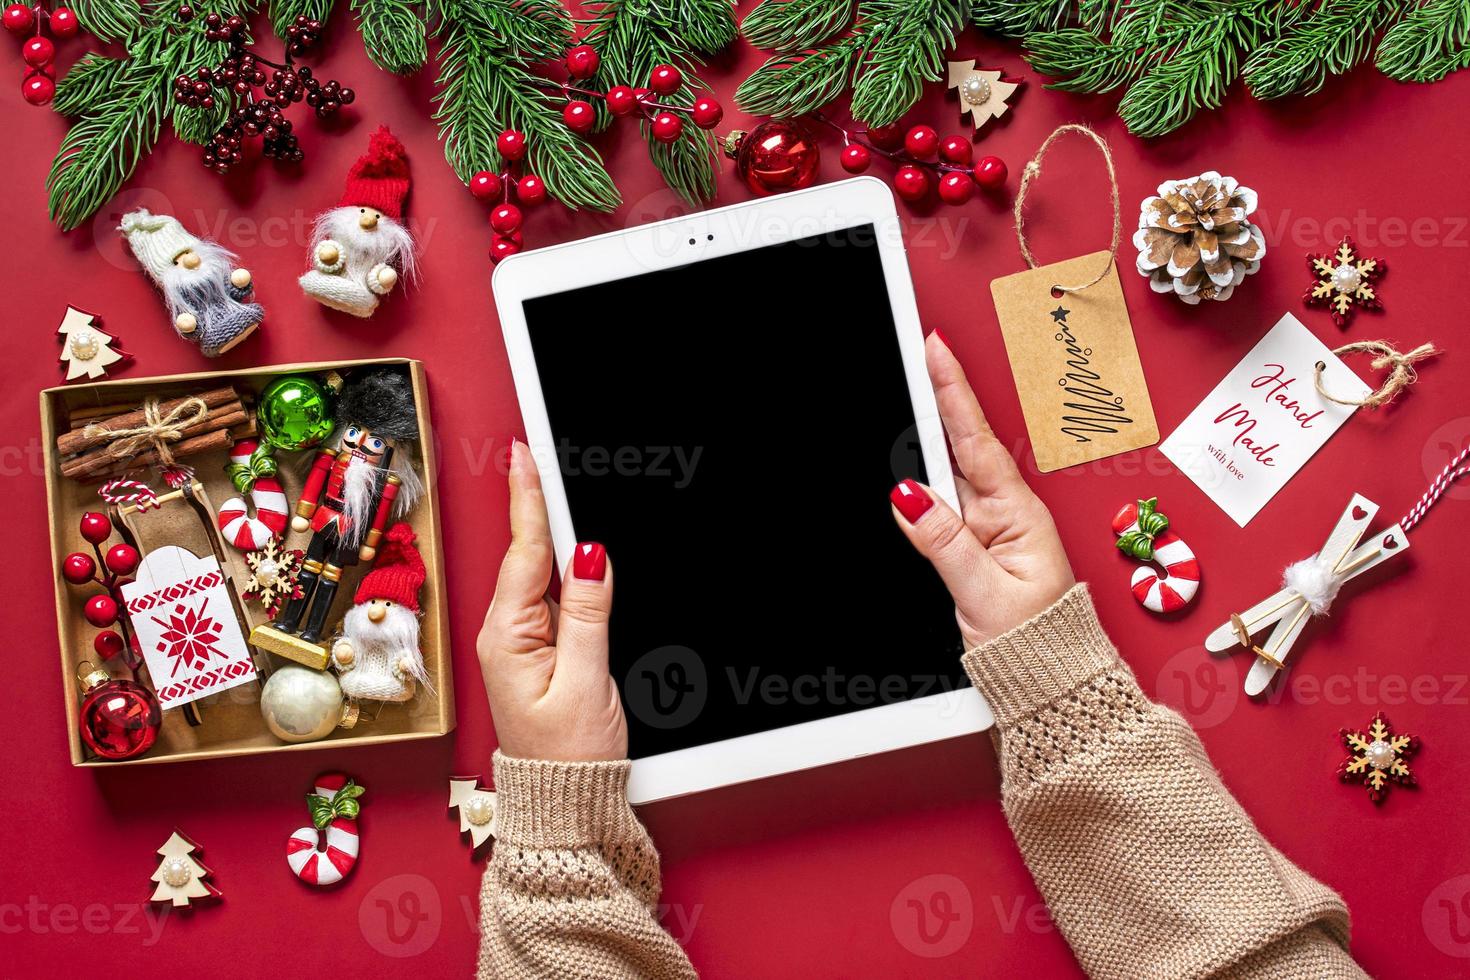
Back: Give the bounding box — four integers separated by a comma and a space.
260, 665, 358, 743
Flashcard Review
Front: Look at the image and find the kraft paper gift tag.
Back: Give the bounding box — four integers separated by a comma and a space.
990, 251, 1158, 472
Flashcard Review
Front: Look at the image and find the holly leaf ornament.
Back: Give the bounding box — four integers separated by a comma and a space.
1116, 497, 1169, 562
308, 780, 366, 829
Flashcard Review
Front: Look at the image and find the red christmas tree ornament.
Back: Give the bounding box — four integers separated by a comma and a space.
77, 663, 161, 760
721, 118, 822, 195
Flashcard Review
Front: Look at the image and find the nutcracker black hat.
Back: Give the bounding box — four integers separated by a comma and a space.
337, 368, 419, 441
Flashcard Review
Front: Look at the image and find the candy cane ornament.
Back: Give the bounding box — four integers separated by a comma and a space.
285, 773, 364, 888
218, 440, 289, 551
1112, 498, 1200, 614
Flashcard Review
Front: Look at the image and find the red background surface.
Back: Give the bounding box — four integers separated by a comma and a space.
6, 10, 1470, 977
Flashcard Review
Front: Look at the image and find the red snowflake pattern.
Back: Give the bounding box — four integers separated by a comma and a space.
152, 599, 225, 675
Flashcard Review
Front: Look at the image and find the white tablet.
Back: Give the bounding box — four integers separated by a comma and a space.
493, 177, 993, 803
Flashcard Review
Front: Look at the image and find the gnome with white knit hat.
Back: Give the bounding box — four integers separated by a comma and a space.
300, 126, 416, 318
119, 209, 263, 356
331, 521, 431, 703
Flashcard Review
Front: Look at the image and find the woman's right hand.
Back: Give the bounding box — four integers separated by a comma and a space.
889, 333, 1077, 649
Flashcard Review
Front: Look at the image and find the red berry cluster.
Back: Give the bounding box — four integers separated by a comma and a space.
821, 117, 1007, 205
3, 2, 80, 107
60, 511, 142, 666
470, 129, 548, 263
173, 6, 352, 174
556, 46, 723, 144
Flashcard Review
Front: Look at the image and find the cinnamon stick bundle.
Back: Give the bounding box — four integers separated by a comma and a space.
56, 386, 238, 456
60, 405, 251, 479
79, 420, 260, 483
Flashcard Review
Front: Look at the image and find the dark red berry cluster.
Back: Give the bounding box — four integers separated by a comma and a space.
4, 2, 81, 107
556, 46, 723, 144
173, 6, 353, 174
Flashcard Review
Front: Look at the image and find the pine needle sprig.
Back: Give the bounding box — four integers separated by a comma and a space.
1377, 0, 1470, 82
1244, 0, 1407, 100
268, 0, 336, 38
850, 0, 969, 126
68, 0, 145, 42
740, 0, 854, 51
351, 0, 428, 74
734, 37, 860, 117
970, 0, 1071, 37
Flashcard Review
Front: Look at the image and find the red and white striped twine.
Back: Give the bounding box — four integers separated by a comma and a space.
97, 478, 158, 509
1401, 443, 1470, 534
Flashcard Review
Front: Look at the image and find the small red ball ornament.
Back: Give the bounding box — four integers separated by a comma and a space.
489, 237, 522, 263
938, 135, 972, 165
565, 44, 599, 79
469, 170, 502, 200
22, 35, 55, 68
490, 203, 522, 234
516, 174, 547, 206
2, 3, 33, 34
94, 630, 125, 659
937, 171, 975, 205
649, 63, 682, 95
77, 668, 161, 760
903, 125, 938, 159
840, 143, 872, 174
79, 512, 113, 545
893, 164, 930, 201
84, 594, 119, 628
105, 543, 140, 576
973, 155, 1007, 190
605, 85, 637, 116
724, 119, 821, 196
496, 129, 527, 161
21, 69, 53, 105
691, 96, 723, 129
563, 98, 595, 134
62, 552, 96, 585
650, 111, 683, 144
50, 6, 79, 37
865, 122, 903, 151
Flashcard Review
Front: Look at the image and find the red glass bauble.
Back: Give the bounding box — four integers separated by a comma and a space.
2, 3, 33, 35
496, 129, 526, 161
938, 135, 972, 165
649, 63, 682, 95
78, 672, 161, 760
650, 111, 682, 144
973, 155, 1007, 190
79, 512, 112, 544
488, 237, 522, 263
727, 119, 821, 196
864, 122, 903, 151
565, 44, 599, 79
903, 125, 938, 159
469, 170, 502, 200
22, 35, 54, 67
21, 70, 53, 105
105, 543, 140, 575
94, 630, 125, 659
84, 594, 119, 627
62, 552, 96, 584
563, 99, 595, 134
937, 171, 974, 205
840, 143, 871, 174
892, 164, 930, 201
489, 203, 522, 234
691, 96, 722, 129
516, 174, 546, 206
50, 6, 79, 37
605, 85, 637, 116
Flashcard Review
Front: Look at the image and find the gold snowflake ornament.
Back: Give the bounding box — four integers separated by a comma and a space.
1306, 236, 1384, 327
242, 539, 304, 617
1339, 712, 1418, 804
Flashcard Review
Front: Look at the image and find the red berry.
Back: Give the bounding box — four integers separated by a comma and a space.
903, 125, 938, 159
972, 155, 1007, 190
2, 3, 33, 35
93, 630, 125, 659
489, 237, 522, 263
79, 512, 112, 545
21, 70, 53, 104
516, 174, 547, 206
649, 64, 682, 95
62, 552, 96, 585
690, 96, 722, 129
496, 129, 527, 161
565, 44, 599, 80
105, 543, 140, 576
650, 111, 682, 143
938, 135, 972, 165
84, 595, 119, 628
22, 35, 55, 68
469, 170, 502, 201
892, 165, 930, 202
840, 144, 872, 174
864, 122, 903, 150
50, 6, 79, 37
563, 98, 595, 134
605, 85, 637, 116
490, 203, 522, 234
937, 171, 974, 205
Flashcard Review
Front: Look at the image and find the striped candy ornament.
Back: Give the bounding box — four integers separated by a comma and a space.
218, 440, 289, 551
1112, 501, 1200, 614
285, 773, 361, 887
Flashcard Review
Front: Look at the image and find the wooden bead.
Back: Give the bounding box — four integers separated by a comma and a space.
376, 266, 398, 291
177, 250, 201, 270
317, 243, 339, 265
230, 268, 251, 288
175, 312, 197, 333
290, 514, 310, 533
332, 640, 354, 666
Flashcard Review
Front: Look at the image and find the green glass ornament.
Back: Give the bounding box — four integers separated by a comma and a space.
259, 376, 336, 452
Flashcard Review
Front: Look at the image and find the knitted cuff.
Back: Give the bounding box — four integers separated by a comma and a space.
960, 583, 1121, 727
492, 751, 645, 850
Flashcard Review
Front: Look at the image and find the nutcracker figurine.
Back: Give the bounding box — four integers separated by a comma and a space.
249, 369, 422, 668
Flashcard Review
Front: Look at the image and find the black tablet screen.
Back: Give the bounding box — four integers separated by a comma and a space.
523, 225, 965, 759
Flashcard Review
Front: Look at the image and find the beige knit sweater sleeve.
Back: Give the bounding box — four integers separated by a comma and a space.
476, 752, 696, 979
965, 584, 1366, 980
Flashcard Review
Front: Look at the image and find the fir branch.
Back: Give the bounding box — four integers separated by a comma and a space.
1118, 11, 1252, 137
850, 0, 969, 126
734, 37, 860, 117
1376, 0, 1470, 82
52, 52, 129, 115
353, 0, 428, 74
740, 0, 854, 51
68, 0, 145, 42
1244, 0, 1407, 99
971, 0, 1072, 35
268, 0, 336, 37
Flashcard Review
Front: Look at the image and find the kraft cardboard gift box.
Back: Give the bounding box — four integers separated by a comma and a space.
41, 358, 455, 766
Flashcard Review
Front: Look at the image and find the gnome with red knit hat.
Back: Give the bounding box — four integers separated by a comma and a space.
330, 522, 431, 702
300, 126, 416, 318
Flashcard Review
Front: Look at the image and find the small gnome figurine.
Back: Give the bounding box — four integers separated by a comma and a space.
332, 522, 430, 702
119, 209, 263, 356
300, 126, 416, 318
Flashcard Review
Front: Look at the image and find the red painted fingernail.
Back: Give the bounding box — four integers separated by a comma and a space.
932, 328, 949, 348
572, 541, 607, 581
890, 480, 933, 524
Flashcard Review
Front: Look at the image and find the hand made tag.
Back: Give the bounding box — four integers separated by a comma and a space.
990, 251, 1159, 472
1160, 313, 1371, 526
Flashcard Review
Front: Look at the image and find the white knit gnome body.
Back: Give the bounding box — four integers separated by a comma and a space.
331, 522, 430, 702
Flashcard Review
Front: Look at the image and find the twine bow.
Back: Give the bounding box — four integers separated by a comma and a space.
1314, 340, 1440, 409
82, 396, 208, 468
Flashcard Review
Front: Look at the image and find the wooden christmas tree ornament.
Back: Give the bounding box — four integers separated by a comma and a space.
946, 60, 1020, 130
57, 306, 127, 381
449, 776, 497, 849
149, 830, 221, 907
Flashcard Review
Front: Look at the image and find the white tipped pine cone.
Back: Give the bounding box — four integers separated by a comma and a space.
1133, 171, 1266, 304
